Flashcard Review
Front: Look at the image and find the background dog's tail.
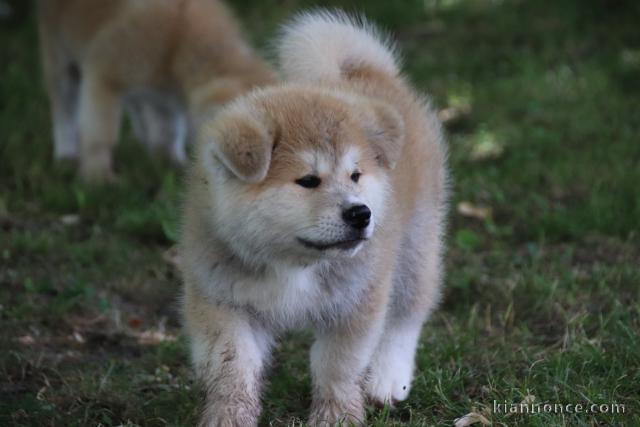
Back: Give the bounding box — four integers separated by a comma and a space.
277, 10, 400, 83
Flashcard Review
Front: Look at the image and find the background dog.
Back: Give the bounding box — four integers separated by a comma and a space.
38, 0, 276, 182
181, 11, 448, 425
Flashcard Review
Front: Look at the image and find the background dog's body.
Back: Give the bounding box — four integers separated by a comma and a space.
38, 0, 276, 181
181, 12, 448, 425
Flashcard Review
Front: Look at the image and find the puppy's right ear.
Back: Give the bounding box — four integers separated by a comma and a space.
199, 108, 276, 182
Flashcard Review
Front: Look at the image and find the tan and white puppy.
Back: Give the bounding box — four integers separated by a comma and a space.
180, 11, 448, 426
38, 0, 276, 182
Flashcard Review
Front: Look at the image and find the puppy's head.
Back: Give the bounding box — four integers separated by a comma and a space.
198, 87, 404, 266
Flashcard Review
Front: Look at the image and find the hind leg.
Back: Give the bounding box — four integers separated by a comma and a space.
126, 99, 187, 165
126, 97, 150, 149
51, 66, 80, 160
365, 215, 444, 405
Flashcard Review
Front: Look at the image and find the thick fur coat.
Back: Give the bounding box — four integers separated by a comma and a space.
180, 11, 448, 426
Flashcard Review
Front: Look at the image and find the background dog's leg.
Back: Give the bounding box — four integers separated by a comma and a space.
78, 73, 122, 182
126, 99, 188, 165
309, 305, 387, 425
126, 97, 150, 150
185, 287, 272, 427
167, 111, 187, 166
39, 33, 80, 161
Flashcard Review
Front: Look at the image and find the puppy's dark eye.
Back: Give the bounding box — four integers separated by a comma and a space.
350, 172, 361, 183
295, 175, 321, 188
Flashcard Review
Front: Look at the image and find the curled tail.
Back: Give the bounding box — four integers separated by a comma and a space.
277, 10, 400, 83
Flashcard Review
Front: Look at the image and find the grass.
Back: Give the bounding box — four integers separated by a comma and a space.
1, 0, 639, 425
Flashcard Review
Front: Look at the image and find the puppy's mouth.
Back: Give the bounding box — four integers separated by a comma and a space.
297, 237, 367, 251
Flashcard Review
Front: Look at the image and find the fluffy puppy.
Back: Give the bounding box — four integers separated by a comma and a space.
38, 0, 276, 182
180, 11, 448, 426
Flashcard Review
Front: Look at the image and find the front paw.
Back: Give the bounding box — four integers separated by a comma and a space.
364, 350, 414, 406
308, 397, 365, 426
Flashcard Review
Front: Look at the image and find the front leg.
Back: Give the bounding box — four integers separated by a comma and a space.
78, 71, 122, 182
309, 304, 386, 426
184, 285, 273, 427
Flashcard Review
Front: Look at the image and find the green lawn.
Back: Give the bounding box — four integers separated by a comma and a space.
1, 0, 639, 425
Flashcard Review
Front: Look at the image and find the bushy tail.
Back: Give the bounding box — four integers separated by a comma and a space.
277, 10, 400, 83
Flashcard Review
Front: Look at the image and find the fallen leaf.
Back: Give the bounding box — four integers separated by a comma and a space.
36, 386, 47, 401
470, 131, 504, 161
137, 329, 177, 345
72, 331, 85, 343
18, 335, 35, 345
457, 201, 492, 221
60, 214, 80, 226
454, 411, 491, 427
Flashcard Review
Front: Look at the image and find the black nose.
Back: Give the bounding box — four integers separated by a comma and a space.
342, 204, 371, 229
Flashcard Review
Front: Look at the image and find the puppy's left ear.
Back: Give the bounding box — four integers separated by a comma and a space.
359, 101, 405, 169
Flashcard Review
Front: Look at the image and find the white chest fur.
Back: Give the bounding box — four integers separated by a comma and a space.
193, 260, 322, 329
226, 265, 322, 326
191, 253, 370, 331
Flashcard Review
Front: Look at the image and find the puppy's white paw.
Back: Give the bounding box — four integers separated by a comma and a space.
365, 347, 414, 405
